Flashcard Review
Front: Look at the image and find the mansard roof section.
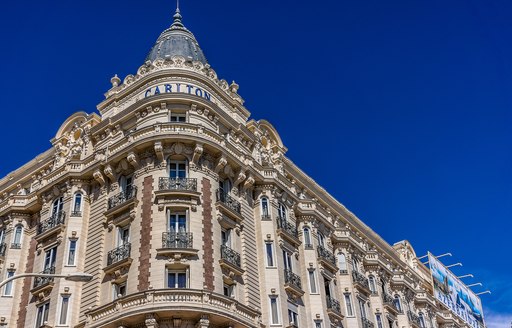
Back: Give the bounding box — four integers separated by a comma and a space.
98, 57, 249, 121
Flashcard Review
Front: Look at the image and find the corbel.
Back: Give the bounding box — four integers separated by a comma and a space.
242, 174, 255, 191
93, 170, 105, 187
192, 143, 203, 165
233, 170, 246, 188
127, 152, 139, 169
154, 142, 164, 162
214, 155, 227, 174
103, 165, 115, 183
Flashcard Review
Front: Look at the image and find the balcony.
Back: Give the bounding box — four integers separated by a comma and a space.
317, 245, 337, 272
157, 232, 198, 257
159, 177, 197, 192
382, 293, 400, 314
352, 270, 371, 295
104, 243, 132, 274
31, 266, 55, 294
326, 296, 343, 319
0, 242, 6, 256
219, 245, 244, 276
38, 211, 65, 235
85, 289, 261, 328
362, 318, 375, 328
407, 311, 421, 328
284, 269, 304, 297
216, 189, 242, 221
10, 243, 21, 249
107, 186, 137, 213
261, 213, 271, 221
70, 210, 82, 217
277, 216, 301, 246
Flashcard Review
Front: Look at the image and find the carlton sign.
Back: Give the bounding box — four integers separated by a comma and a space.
143, 83, 213, 102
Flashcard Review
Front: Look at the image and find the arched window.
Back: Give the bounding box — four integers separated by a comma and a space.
368, 276, 377, 293
12, 225, 23, 248
277, 203, 287, 219
317, 232, 325, 247
52, 197, 64, 216
303, 227, 312, 248
393, 295, 402, 313
338, 253, 347, 273
418, 313, 426, 328
71, 193, 83, 216
260, 197, 270, 219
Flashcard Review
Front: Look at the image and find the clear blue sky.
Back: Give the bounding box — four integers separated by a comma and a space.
0, 0, 510, 326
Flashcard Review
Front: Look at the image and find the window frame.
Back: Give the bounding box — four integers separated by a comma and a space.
35, 302, 50, 328
344, 293, 354, 317
260, 197, 270, 219
167, 269, 188, 289
71, 192, 83, 215
308, 269, 318, 294
12, 225, 23, 247
52, 197, 64, 216
269, 295, 280, 325
168, 159, 188, 179
67, 239, 77, 266
169, 111, 187, 123
44, 246, 58, 270
3, 270, 14, 296
58, 294, 71, 325
265, 241, 275, 267
112, 281, 127, 300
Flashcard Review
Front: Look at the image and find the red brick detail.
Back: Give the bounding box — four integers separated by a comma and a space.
137, 176, 154, 291
201, 178, 215, 291
16, 237, 38, 328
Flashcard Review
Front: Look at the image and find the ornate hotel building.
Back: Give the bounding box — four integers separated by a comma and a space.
0, 7, 481, 328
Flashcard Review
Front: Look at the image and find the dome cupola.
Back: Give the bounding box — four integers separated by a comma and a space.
145, 5, 208, 64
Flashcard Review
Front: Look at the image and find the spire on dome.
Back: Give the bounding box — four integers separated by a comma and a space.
144, 2, 208, 64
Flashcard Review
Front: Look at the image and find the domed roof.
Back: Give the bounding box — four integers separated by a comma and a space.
145, 8, 208, 64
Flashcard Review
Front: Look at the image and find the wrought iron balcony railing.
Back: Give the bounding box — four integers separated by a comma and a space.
326, 296, 342, 314
10, 243, 21, 249
407, 311, 422, 326
362, 317, 375, 328
33, 266, 55, 288
383, 293, 399, 311
0, 242, 6, 256
70, 210, 82, 217
284, 269, 302, 290
261, 213, 271, 220
159, 177, 197, 192
277, 216, 299, 239
38, 211, 65, 235
352, 270, 370, 289
317, 245, 337, 266
339, 269, 348, 274
108, 186, 137, 210
221, 245, 241, 268
107, 243, 131, 266
162, 232, 193, 249
216, 190, 241, 214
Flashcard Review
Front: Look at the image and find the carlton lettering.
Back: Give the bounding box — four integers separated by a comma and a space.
144, 83, 211, 101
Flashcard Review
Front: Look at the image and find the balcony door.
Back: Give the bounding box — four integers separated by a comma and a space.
52, 197, 64, 216
117, 226, 130, 247
44, 247, 57, 271
169, 213, 187, 234
169, 160, 187, 179
119, 175, 133, 193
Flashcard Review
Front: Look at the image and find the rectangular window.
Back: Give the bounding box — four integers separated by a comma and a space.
288, 302, 299, 327
344, 293, 354, 316
35, 302, 50, 328
375, 313, 383, 328
117, 226, 130, 246
167, 271, 187, 288
170, 112, 187, 122
44, 247, 57, 270
59, 295, 70, 325
112, 282, 126, 300
283, 250, 293, 271
266, 242, 274, 267
221, 228, 232, 247
358, 298, 367, 319
3, 271, 14, 296
269, 296, 280, 324
67, 240, 77, 266
314, 321, 322, 328
169, 161, 187, 178
223, 283, 235, 298
308, 270, 317, 294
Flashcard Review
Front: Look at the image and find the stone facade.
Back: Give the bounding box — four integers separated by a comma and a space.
0, 7, 481, 328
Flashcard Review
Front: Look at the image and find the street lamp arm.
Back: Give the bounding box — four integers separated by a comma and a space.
0, 272, 93, 289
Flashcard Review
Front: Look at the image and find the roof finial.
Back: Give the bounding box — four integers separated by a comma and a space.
171, 0, 184, 28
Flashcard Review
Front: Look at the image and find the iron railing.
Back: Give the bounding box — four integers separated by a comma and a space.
38, 211, 65, 235
326, 296, 342, 314
221, 245, 241, 268
162, 232, 193, 249
362, 318, 375, 328
317, 245, 337, 266
261, 213, 271, 220
0, 243, 6, 256
284, 269, 302, 290
339, 269, 348, 274
216, 190, 241, 214
11, 243, 21, 249
159, 177, 197, 192
107, 243, 131, 266
277, 216, 298, 239
108, 186, 137, 209
352, 270, 370, 290
70, 210, 82, 217
33, 266, 55, 288
408, 311, 422, 327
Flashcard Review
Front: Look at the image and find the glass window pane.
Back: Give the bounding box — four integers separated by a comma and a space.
266, 243, 274, 266
178, 273, 187, 288
59, 296, 69, 325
